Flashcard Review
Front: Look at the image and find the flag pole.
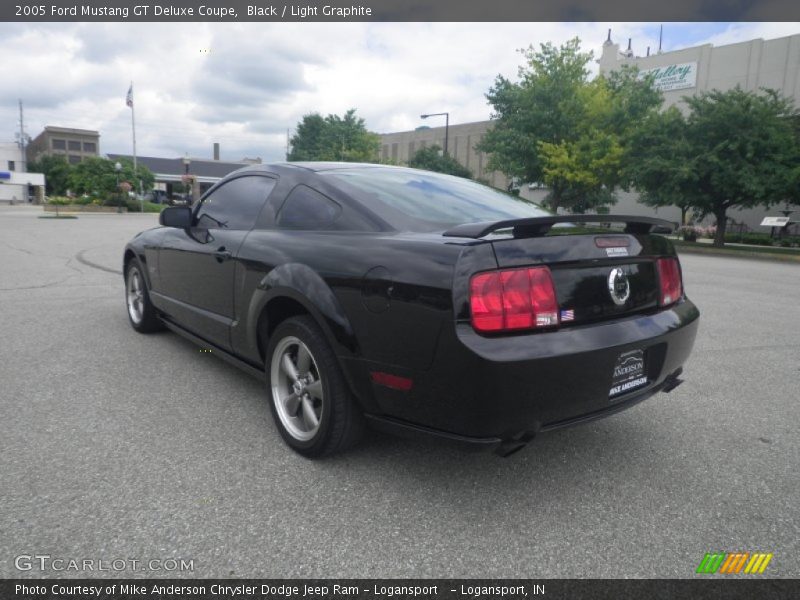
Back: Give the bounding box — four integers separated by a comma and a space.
128, 81, 143, 211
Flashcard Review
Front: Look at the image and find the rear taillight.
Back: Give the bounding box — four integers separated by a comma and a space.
470, 266, 559, 333
656, 257, 683, 306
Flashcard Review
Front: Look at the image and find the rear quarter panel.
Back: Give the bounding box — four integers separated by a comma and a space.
233, 230, 464, 374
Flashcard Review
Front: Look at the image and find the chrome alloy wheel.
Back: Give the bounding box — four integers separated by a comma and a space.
126, 266, 145, 325
270, 336, 324, 442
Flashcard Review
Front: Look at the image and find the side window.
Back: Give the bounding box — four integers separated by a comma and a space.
195, 176, 276, 230
277, 185, 341, 230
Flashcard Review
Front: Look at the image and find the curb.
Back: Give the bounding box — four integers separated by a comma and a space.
675, 243, 800, 263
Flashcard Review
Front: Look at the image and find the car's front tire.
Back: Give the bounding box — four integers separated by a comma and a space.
265, 316, 364, 457
125, 258, 164, 333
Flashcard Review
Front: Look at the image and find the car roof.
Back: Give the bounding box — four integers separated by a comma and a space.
235, 162, 409, 175
285, 162, 399, 172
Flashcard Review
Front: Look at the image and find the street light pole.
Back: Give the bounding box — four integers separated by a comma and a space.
420, 112, 449, 156
182, 156, 190, 204
115, 161, 122, 214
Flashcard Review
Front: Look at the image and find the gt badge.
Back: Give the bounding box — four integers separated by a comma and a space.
607, 268, 630, 306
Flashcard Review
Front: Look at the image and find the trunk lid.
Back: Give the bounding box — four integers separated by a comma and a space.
446, 215, 678, 328
488, 232, 670, 325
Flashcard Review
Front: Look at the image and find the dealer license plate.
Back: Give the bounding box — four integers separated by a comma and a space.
609, 349, 647, 399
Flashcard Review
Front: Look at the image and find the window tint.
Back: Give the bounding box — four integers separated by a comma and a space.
322, 167, 551, 232
195, 176, 276, 230
277, 185, 341, 230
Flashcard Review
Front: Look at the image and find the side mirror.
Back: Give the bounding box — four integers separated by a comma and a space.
159, 206, 192, 228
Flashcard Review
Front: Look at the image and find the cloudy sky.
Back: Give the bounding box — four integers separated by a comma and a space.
1, 21, 798, 163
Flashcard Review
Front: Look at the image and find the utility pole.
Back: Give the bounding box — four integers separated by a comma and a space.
17, 99, 28, 172
15, 99, 32, 204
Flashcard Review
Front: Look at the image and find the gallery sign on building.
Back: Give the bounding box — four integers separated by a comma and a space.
637, 62, 698, 92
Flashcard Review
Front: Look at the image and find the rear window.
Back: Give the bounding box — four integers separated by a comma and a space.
320, 167, 550, 232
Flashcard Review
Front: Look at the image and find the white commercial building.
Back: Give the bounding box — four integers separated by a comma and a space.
0, 142, 45, 204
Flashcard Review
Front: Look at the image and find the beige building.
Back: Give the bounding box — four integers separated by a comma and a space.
27, 126, 100, 165
379, 121, 512, 190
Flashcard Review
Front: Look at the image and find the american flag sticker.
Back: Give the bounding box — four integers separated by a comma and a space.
560, 309, 575, 322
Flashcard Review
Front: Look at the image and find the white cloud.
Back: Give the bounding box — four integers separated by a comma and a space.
1, 21, 797, 163
692, 22, 800, 47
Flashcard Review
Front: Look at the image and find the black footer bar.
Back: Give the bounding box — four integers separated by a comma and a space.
3, 579, 799, 600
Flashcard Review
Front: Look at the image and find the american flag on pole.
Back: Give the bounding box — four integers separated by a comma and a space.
126, 84, 133, 108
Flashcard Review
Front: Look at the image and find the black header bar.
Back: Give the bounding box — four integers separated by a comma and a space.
3, 0, 800, 22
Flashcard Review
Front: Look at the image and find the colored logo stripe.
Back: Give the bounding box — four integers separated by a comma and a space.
697, 552, 773, 574
697, 553, 726, 574
745, 553, 773, 574
719, 553, 748, 573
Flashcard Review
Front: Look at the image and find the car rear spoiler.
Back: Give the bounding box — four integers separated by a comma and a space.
442, 215, 677, 239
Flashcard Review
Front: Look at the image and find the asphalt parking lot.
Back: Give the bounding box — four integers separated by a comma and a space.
1, 204, 798, 579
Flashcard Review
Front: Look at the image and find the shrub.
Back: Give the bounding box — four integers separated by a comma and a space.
696, 225, 716, 239
723, 232, 800, 246
102, 194, 127, 207
679, 226, 697, 242
126, 200, 165, 213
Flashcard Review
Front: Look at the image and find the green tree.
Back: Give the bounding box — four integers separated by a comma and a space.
407, 145, 472, 178
119, 158, 155, 197
68, 157, 154, 200
27, 154, 72, 196
479, 39, 661, 212
288, 113, 327, 160
288, 109, 380, 162
536, 77, 623, 212
627, 106, 697, 225
628, 87, 800, 247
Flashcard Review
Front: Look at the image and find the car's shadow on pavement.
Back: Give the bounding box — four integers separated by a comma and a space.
151, 319, 678, 504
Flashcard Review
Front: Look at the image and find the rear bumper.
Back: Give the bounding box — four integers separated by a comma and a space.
363, 298, 699, 447
366, 367, 685, 456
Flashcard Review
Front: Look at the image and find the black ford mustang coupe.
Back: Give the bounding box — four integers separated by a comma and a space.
123, 163, 699, 457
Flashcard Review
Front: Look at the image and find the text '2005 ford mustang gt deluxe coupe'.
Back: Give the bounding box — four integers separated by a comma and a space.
123, 163, 699, 457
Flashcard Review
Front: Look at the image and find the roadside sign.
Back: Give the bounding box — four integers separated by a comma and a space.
760, 217, 790, 227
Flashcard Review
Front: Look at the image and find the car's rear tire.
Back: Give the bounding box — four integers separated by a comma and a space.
125, 258, 164, 333
265, 316, 364, 457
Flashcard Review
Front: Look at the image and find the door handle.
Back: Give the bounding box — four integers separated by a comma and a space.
213, 247, 232, 262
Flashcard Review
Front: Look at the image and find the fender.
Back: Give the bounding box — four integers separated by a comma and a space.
123, 228, 166, 300
123, 243, 154, 289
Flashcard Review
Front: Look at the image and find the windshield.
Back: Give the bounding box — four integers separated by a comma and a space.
321, 167, 550, 232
